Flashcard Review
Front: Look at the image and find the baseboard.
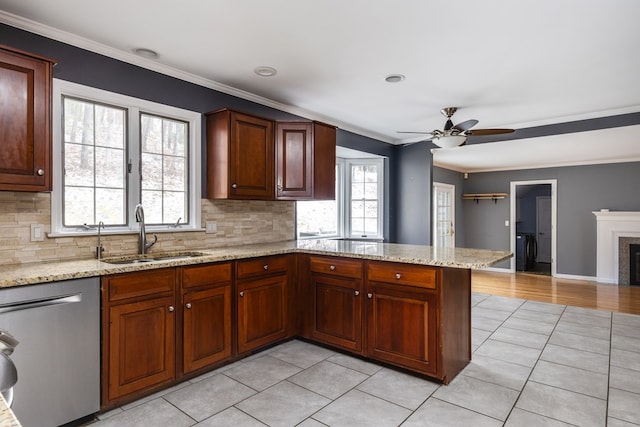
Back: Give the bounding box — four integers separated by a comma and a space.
553, 273, 599, 282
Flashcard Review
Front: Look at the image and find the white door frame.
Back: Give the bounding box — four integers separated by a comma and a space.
509, 179, 557, 276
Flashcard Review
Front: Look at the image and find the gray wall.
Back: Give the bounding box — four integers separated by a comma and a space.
394, 143, 433, 244
433, 167, 466, 247
462, 162, 640, 276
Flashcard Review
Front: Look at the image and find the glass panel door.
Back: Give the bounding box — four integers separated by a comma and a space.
433, 183, 455, 248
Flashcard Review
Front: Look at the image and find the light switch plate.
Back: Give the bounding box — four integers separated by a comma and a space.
31, 224, 45, 242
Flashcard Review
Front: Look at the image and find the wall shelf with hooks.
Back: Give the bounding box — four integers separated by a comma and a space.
462, 193, 508, 204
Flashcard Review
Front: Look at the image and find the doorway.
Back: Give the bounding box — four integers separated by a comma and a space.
433, 182, 455, 248
510, 180, 557, 276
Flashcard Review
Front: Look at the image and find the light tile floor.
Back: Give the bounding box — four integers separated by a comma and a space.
90, 293, 640, 427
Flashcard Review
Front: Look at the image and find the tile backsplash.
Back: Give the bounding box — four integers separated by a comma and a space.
0, 192, 295, 266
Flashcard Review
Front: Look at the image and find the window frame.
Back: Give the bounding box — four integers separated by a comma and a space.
296, 156, 384, 241
51, 79, 202, 236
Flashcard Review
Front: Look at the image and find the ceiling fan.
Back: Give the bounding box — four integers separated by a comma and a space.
398, 107, 515, 148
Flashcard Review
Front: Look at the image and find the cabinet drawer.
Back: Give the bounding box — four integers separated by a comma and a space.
237, 255, 289, 279
181, 262, 232, 289
367, 261, 438, 289
105, 268, 176, 302
310, 256, 362, 279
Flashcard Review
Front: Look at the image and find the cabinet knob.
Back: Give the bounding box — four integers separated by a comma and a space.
395, 273, 402, 280
168, 306, 175, 312
263, 264, 269, 270
354, 290, 360, 296
231, 183, 237, 189
185, 303, 192, 309
37, 168, 44, 176
239, 291, 244, 297
367, 293, 373, 299
329, 265, 336, 271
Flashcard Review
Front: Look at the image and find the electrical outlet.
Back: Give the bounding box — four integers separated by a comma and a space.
206, 222, 217, 233
31, 224, 45, 242
505, 220, 510, 227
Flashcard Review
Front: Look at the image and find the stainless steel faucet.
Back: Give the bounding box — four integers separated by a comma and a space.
134, 204, 157, 254
96, 221, 105, 259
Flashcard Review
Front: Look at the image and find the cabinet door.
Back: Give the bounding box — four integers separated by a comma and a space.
276, 122, 313, 199
311, 274, 362, 352
0, 46, 54, 191
237, 274, 288, 354
183, 284, 232, 374
229, 111, 274, 199
108, 296, 175, 400
366, 282, 437, 374
312, 122, 336, 200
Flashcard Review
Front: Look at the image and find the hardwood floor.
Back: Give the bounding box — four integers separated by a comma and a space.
472, 270, 640, 315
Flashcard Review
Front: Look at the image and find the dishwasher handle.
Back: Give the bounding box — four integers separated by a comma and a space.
0, 293, 82, 314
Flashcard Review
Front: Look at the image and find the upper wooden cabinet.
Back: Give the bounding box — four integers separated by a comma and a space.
275, 121, 336, 200
0, 45, 55, 191
206, 108, 336, 201
206, 109, 275, 200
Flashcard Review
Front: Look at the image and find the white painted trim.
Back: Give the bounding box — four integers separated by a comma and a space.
509, 180, 557, 277
593, 211, 640, 283
434, 156, 640, 174
554, 273, 599, 282
0, 10, 393, 144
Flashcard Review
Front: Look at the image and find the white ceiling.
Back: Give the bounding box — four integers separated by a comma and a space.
1, 0, 639, 171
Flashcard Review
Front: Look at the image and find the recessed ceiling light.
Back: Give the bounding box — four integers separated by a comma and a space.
254, 66, 277, 77
385, 74, 406, 83
133, 48, 159, 59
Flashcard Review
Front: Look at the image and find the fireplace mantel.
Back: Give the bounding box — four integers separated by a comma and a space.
594, 211, 640, 284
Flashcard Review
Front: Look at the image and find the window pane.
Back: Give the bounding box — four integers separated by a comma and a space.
63, 97, 126, 226
296, 200, 338, 237
64, 186, 94, 226
141, 113, 189, 225
351, 218, 364, 235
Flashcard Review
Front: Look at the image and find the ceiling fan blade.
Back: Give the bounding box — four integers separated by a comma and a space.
452, 119, 479, 132
466, 128, 515, 136
397, 131, 434, 134
401, 138, 432, 147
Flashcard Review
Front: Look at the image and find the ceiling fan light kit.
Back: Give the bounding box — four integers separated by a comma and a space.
433, 135, 467, 148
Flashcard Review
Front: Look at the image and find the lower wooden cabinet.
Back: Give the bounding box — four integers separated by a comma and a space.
102, 268, 176, 405
181, 263, 232, 374
309, 256, 363, 352
365, 281, 437, 374
236, 256, 290, 354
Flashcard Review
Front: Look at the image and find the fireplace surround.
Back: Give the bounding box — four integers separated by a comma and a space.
594, 211, 640, 284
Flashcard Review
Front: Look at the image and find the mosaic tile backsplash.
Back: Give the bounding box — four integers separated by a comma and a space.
0, 192, 295, 266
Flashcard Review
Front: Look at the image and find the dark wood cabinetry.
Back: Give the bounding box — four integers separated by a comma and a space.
236, 255, 290, 354
102, 268, 176, 405
275, 121, 336, 200
206, 109, 275, 200
0, 45, 55, 191
206, 109, 336, 201
309, 256, 363, 351
181, 263, 232, 374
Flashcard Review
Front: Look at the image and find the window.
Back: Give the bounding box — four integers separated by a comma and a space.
296, 156, 384, 240
52, 80, 201, 235
433, 182, 455, 248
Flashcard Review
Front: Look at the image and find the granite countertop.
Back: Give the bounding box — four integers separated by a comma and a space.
0, 240, 512, 289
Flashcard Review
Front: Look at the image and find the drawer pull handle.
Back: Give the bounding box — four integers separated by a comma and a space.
239, 291, 244, 297
354, 290, 360, 296
330, 265, 336, 271
263, 264, 269, 270
367, 293, 373, 299
185, 303, 192, 309
231, 183, 237, 189
37, 168, 45, 176
395, 273, 402, 280
168, 306, 175, 312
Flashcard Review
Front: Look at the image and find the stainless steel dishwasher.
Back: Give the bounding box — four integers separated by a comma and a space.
0, 277, 100, 427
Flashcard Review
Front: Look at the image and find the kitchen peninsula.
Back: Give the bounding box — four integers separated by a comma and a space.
0, 240, 511, 412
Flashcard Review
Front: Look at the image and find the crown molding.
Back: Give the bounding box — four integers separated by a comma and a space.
0, 10, 394, 144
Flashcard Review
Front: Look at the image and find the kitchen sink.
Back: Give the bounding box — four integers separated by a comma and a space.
101, 252, 208, 265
